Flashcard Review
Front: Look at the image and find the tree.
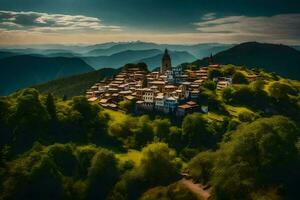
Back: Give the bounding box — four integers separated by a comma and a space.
232, 72, 248, 84
140, 182, 198, 200
228, 84, 270, 109
131, 115, 154, 149
87, 149, 119, 200
111, 143, 181, 200
0, 98, 11, 147
208, 69, 222, 80
222, 65, 236, 76
231, 85, 253, 104
221, 87, 234, 103
152, 118, 171, 142
238, 110, 256, 122
45, 93, 60, 142
45, 93, 57, 120
119, 100, 135, 113
202, 80, 217, 90
69, 96, 107, 143
269, 82, 297, 100
198, 89, 222, 111
71, 96, 99, 121
182, 113, 217, 148
249, 81, 270, 109
188, 151, 215, 184
1, 149, 64, 200
250, 80, 265, 91
210, 116, 300, 199
139, 143, 181, 186
167, 126, 184, 151
10, 89, 49, 153
48, 144, 77, 176
75, 145, 98, 178
108, 115, 135, 139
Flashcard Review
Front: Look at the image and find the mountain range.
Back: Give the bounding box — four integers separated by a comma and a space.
1, 41, 300, 96
83, 42, 233, 58
82, 49, 196, 70
2, 42, 230, 70
0, 42, 231, 95
1, 41, 232, 58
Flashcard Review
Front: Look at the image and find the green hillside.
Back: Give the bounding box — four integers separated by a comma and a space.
0, 55, 94, 95
0, 65, 300, 200
183, 42, 300, 80
34, 68, 118, 98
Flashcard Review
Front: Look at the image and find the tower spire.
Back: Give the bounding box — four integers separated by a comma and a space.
160, 48, 172, 73
209, 53, 214, 65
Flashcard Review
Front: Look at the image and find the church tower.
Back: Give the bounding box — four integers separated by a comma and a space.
208, 53, 214, 65
161, 49, 172, 73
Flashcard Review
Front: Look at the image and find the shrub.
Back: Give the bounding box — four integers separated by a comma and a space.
222, 65, 236, 76
119, 100, 135, 113
48, 144, 77, 176
140, 182, 198, 200
152, 118, 171, 142
202, 80, 217, 90
238, 110, 256, 122
188, 151, 215, 184
208, 69, 223, 80
221, 87, 234, 103
182, 113, 216, 148
111, 143, 181, 200
269, 82, 297, 100
232, 72, 248, 84
87, 149, 119, 200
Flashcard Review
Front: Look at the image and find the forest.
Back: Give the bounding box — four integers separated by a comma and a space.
0, 65, 300, 200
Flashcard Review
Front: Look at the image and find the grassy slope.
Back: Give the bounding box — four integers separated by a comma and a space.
103, 109, 127, 122
201, 65, 300, 124
34, 68, 119, 98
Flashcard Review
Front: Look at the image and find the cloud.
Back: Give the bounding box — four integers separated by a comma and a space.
201, 13, 216, 21
194, 13, 300, 41
1, 11, 300, 45
0, 10, 122, 32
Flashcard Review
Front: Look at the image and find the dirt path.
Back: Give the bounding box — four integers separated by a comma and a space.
179, 178, 210, 200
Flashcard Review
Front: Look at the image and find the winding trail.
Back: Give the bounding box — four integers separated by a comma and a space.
179, 178, 211, 200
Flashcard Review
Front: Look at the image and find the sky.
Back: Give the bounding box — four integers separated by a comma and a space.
0, 0, 300, 45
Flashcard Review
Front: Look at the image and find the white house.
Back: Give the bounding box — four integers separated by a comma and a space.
143, 88, 155, 103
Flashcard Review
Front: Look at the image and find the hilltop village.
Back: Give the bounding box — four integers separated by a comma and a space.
86, 49, 258, 116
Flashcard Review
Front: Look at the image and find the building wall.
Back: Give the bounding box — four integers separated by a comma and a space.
143, 91, 154, 103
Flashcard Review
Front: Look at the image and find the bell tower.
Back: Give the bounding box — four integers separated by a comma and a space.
161, 49, 172, 73
208, 53, 214, 65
